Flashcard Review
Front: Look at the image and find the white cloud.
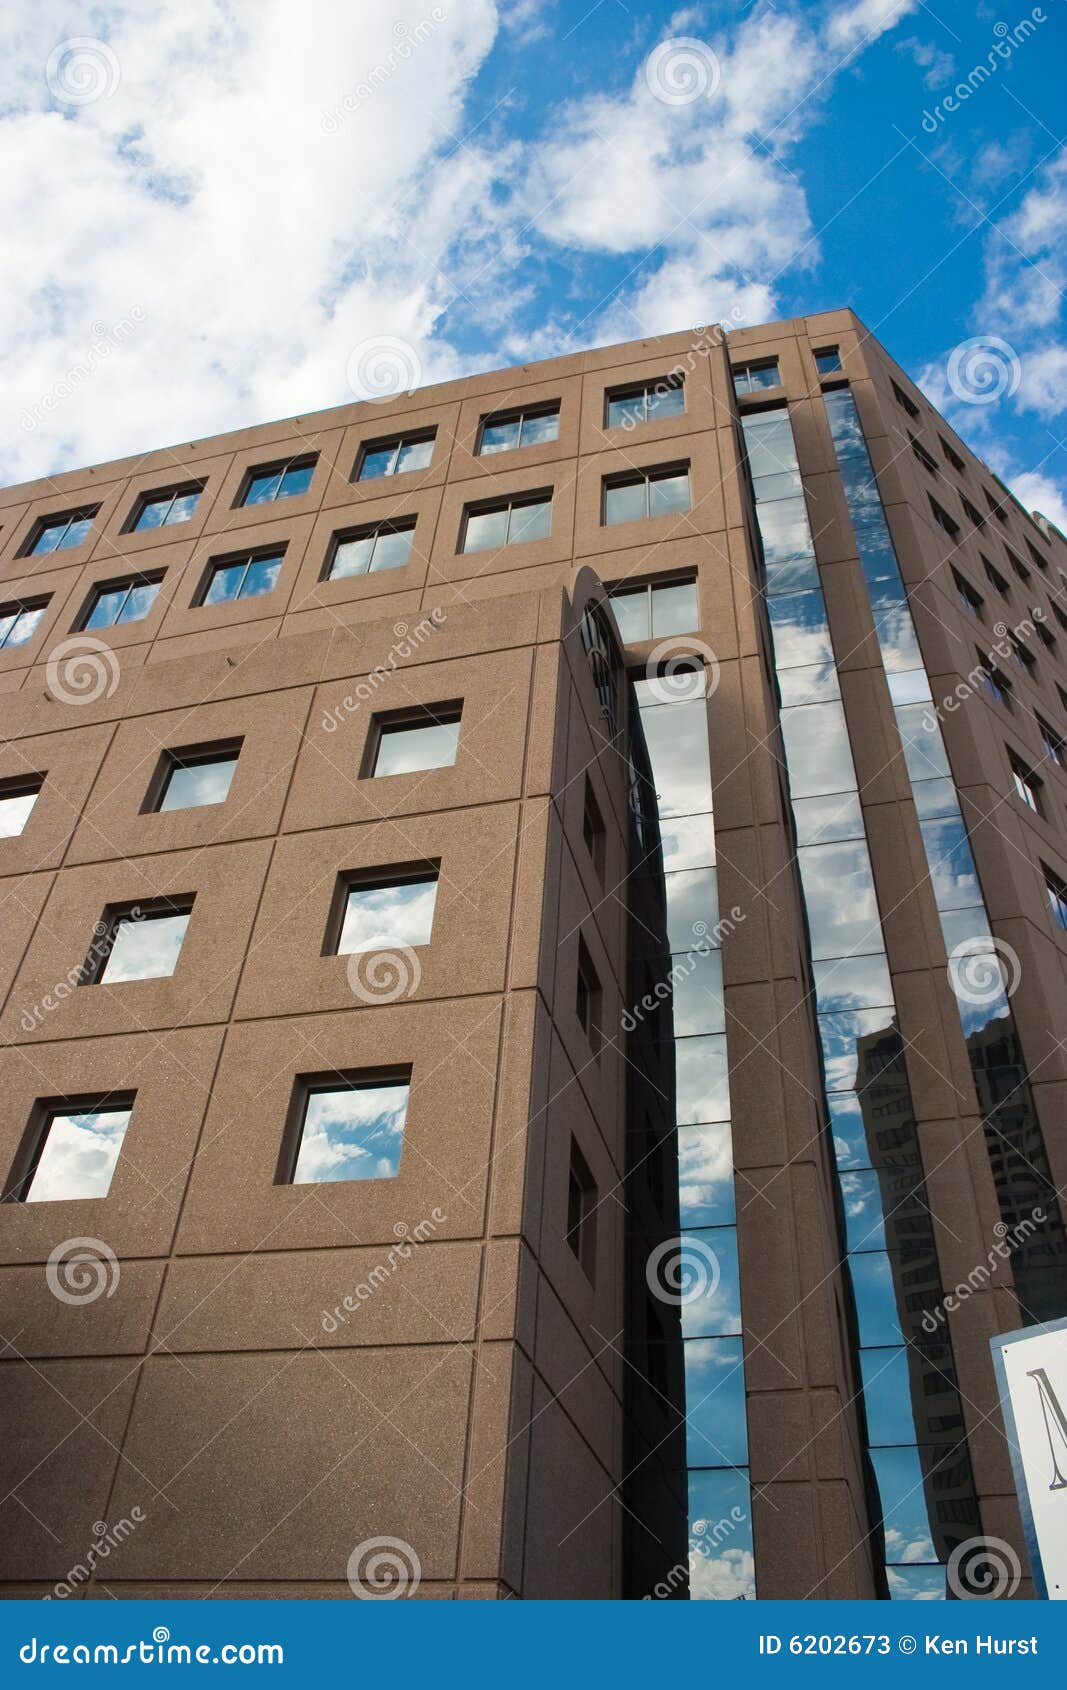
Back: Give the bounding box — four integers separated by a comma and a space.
894, 34, 955, 89
1008, 470, 1067, 538
1, 0, 934, 484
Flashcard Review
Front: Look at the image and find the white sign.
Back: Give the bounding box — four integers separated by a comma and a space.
993, 1317, 1067, 1600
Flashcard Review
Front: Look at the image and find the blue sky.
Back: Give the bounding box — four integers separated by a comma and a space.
2, 0, 1065, 524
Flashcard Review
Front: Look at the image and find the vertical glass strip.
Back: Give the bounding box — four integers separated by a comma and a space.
632, 666, 755, 1600
741, 406, 981, 1597
824, 386, 1067, 1324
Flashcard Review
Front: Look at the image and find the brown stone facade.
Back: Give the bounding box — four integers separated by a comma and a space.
0, 312, 1064, 1599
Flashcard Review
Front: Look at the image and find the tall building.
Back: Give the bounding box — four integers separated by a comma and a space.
0, 310, 1064, 1601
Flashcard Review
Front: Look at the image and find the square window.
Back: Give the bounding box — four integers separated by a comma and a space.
26, 509, 97, 556
130, 484, 204, 531
602, 466, 690, 525
0, 775, 44, 838
566, 1136, 598, 1281
333, 867, 439, 955
83, 575, 162, 630
150, 742, 241, 813
85, 901, 193, 984
582, 778, 606, 882
0, 600, 49, 649
604, 378, 684, 429
576, 933, 603, 1056
356, 433, 435, 481
369, 706, 461, 777
461, 493, 552, 553
1009, 755, 1042, 815
477, 404, 560, 454
1044, 870, 1067, 931
815, 347, 842, 375
6, 1096, 134, 1203
285, 1074, 411, 1184
607, 576, 698, 641
326, 522, 415, 580
239, 458, 316, 507
201, 550, 283, 606
732, 360, 780, 396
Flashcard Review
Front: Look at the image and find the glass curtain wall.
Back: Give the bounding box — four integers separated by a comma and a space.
741, 407, 980, 1599
632, 666, 755, 1599
823, 387, 1067, 1324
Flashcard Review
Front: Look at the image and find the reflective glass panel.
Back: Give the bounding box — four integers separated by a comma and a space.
819, 1008, 898, 1095
670, 948, 725, 1036
159, 755, 237, 812
395, 437, 434, 473
767, 591, 833, 669
25, 1106, 132, 1202
777, 661, 840, 706
508, 498, 552, 543
665, 867, 719, 955
479, 416, 520, 453
791, 791, 865, 845
679, 1227, 742, 1337
685, 1337, 748, 1467
0, 785, 41, 837
603, 479, 648, 525
918, 816, 982, 910
839, 1168, 888, 1251
639, 700, 713, 816
813, 953, 893, 1013
797, 840, 882, 961
98, 910, 190, 983
860, 1348, 919, 1446
678, 1121, 735, 1225
609, 590, 649, 643
687, 1468, 756, 1601
463, 505, 511, 552
895, 703, 952, 782
651, 581, 698, 637
338, 876, 438, 954
870, 1446, 937, 1565
659, 813, 715, 872
291, 1081, 409, 1183
648, 471, 691, 517
850, 1252, 903, 1347
780, 702, 856, 798
675, 1034, 730, 1125
373, 717, 460, 776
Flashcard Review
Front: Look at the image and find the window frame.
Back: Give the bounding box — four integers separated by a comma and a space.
353, 430, 436, 482
323, 860, 441, 957
126, 481, 205, 533
236, 455, 317, 509
459, 490, 553, 554
143, 739, 244, 815
566, 1135, 598, 1282
196, 548, 285, 607
22, 507, 99, 558
78, 572, 164, 632
0, 597, 50, 649
0, 773, 45, 838
81, 896, 196, 986
322, 519, 416, 581
575, 932, 603, 1057
362, 702, 463, 780
603, 376, 685, 430
1008, 752, 1043, 815
601, 463, 691, 527
731, 359, 781, 397
2, 1091, 136, 1204
475, 402, 561, 456
275, 1067, 413, 1186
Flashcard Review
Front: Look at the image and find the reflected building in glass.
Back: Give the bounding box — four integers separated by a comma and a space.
0, 310, 1064, 1600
